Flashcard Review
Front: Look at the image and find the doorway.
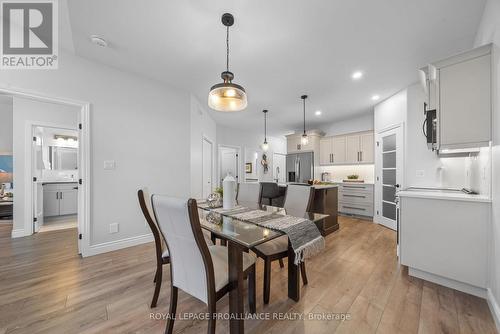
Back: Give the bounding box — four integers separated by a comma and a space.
375, 125, 404, 230
219, 145, 240, 186
273, 153, 286, 183
32, 126, 79, 234
202, 137, 213, 198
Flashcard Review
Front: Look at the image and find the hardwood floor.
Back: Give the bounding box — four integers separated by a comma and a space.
0, 217, 497, 334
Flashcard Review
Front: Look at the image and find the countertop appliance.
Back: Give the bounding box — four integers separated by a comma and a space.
286, 152, 313, 184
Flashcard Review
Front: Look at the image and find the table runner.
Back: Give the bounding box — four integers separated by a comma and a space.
200, 204, 325, 265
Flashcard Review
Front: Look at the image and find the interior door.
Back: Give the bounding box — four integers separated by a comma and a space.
32, 127, 44, 232
202, 138, 213, 198
219, 147, 239, 185
272, 153, 286, 183
376, 126, 403, 230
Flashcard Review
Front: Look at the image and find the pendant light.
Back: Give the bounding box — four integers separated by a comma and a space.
261, 109, 269, 152
208, 13, 248, 112
300, 95, 309, 145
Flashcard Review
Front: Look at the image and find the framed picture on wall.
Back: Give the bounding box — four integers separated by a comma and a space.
245, 163, 252, 173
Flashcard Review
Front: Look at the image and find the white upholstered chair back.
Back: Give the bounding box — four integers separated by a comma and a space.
284, 185, 313, 218
152, 195, 211, 304
237, 182, 261, 204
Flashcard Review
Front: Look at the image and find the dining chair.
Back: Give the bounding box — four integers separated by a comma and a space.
152, 196, 256, 334
259, 182, 280, 206
251, 184, 313, 304
137, 188, 170, 308
236, 182, 262, 204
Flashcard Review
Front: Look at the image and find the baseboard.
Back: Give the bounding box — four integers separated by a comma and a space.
408, 267, 487, 298
83, 233, 153, 257
11, 228, 28, 238
487, 288, 500, 332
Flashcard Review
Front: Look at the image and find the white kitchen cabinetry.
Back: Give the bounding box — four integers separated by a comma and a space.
43, 183, 78, 217
337, 183, 374, 217
398, 193, 490, 297
286, 132, 321, 154
320, 131, 373, 165
423, 44, 492, 150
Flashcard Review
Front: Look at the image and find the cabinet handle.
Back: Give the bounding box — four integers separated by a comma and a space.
56, 192, 58, 199
343, 185, 365, 189
60, 191, 63, 200
360, 151, 363, 161
343, 206, 366, 211
344, 194, 366, 198
332, 154, 334, 163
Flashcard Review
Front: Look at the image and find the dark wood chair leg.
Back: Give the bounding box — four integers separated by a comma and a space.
210, 232, 216, 245
300, 262, 308, 285
165, 285, 178, 334
221, 239, 227, 246
151, 265, 162, 308
263, 258, 271, 304
153, 266, 159, 283
278, 258, 284, 268
207, 296, 216, 334
248, 265, 256, 314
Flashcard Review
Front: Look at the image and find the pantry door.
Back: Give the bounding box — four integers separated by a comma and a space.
375, 126, 403, 230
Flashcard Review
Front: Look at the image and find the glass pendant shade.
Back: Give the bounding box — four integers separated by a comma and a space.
261, 141, 269, 152
208, 74, 247, 112
301, 134, 309, 146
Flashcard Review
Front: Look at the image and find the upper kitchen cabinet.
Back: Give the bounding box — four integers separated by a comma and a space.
286, 131, 322, 154
423, 44, 492, 150
319, 131, 373, 165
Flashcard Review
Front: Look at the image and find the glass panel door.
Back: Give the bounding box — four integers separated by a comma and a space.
376, 126, 403, 230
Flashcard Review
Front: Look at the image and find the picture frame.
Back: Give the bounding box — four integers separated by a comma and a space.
245, 163, 252, 173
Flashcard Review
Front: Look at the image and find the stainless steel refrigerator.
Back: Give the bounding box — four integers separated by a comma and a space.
286, 152, 314, 184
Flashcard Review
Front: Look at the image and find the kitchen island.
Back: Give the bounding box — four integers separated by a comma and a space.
309, 184, 339, 236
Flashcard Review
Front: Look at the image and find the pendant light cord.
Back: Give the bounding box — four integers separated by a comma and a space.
303, 98, 306, 135
226, 26, 230, 72
264, 111, 267, 142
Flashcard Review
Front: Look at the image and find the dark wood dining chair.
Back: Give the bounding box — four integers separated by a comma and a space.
251, 184, 313, 304
152, 196, 256, 334
138, 188, 170, 308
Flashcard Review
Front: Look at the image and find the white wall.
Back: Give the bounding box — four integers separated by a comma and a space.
374, 89, 407, 132
190, 95, 217, 198
0, 95, 13, 153
2, 50, 192, 249
474, 0, 500, 327
12, 98, 79, 235
216, 125, 286, 183
319, 113, 374, 136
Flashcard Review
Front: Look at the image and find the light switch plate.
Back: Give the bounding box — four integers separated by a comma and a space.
109, 223, 119, 233
104, 160, 116, 170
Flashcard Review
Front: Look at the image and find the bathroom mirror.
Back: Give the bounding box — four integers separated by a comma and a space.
49, 146, 78, 170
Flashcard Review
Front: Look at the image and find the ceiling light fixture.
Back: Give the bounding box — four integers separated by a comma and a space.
261, 109, 269, 152
301, 95, 309, 146
351, 71, 363, 80
315, 110, 322, 116
208, 13, 247, 112
372, 95, 380, 101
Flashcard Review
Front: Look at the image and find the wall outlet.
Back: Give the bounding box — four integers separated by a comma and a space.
109, 223, 119, 234
416, 170, 425, 177
104, 160, 116, 170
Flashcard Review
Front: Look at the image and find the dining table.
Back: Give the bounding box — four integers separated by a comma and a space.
197, 200, 328, 334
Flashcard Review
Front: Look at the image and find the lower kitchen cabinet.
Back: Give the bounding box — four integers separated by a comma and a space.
337, 183, 374, 217
43, 183, 78, 217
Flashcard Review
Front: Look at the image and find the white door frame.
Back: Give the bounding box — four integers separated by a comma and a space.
1, 87, 91, 256
374, 123, 404, 230
201, 136, 214, 198
218, 144, 241, 185
272, 152, 287, 183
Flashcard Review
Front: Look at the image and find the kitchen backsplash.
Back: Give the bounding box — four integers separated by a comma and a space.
317, 164, 375, 183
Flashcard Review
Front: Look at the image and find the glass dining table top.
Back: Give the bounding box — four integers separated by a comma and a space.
197, 200, 328, 248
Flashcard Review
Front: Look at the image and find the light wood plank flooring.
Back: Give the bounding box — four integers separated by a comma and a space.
0, 217, 497, 334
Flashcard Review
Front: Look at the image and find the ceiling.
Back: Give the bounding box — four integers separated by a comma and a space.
66, 0, 486, 136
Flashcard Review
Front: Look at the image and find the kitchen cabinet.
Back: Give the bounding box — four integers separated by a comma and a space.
337, 183, 374, 217
286, 132, 320, 153
319, 131, 373, 165
422, 44, 492, 150
43, 183, 78, 217
398, 192, 490, 296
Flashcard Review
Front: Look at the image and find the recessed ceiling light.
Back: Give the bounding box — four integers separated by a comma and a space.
372, 95, 380, 101
315, 110, 322, 116
90, 35, 108, 48
351, 71, 363, 80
